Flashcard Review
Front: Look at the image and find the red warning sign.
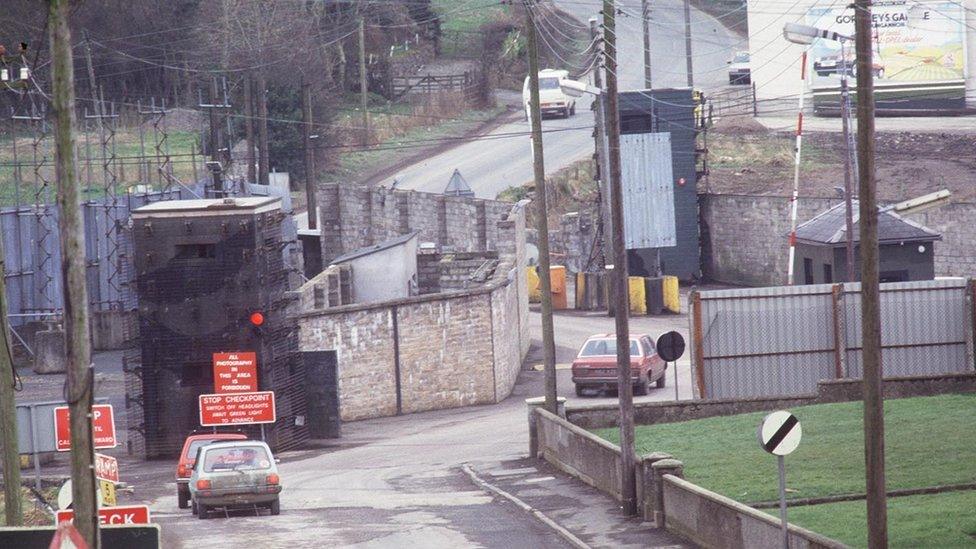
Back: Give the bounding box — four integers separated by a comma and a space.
199, 391, 276, 426
56, 505, 151, 526
54, 404, 117, 452
212, 352, 258, 393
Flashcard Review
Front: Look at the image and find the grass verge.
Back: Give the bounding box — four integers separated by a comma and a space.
594, 394, 976, 503
781, 490, 976, 548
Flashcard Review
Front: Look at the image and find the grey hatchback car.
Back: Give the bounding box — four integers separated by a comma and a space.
189, 440, 282, 519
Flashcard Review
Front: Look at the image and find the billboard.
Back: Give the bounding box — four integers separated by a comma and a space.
807, 0, 967, 112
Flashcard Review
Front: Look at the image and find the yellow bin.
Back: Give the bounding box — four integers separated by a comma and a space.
550, 266, 567, 310
527, 267, 541, 303
663, 276, 680, 313
628, 276, 647, 315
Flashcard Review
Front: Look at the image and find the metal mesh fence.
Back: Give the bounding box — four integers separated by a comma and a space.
690, 279, 974, 399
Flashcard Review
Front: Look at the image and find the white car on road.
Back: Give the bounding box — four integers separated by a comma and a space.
523, 69, 576, 119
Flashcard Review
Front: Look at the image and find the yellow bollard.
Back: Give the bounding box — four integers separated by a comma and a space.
550, 266, 567, 310
663, 275, 680, 313
628, 276, 647, 315
527, 267, 541, 303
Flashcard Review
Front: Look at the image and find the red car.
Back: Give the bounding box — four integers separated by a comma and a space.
571, 333, 667, 397
176, 432, 248, 509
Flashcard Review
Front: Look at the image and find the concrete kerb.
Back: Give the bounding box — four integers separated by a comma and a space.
461, 463, 592, 549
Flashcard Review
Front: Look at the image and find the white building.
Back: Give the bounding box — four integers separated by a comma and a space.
747, 0, 976, 114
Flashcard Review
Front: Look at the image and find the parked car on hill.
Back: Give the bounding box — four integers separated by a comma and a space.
176, 432, 248, 509
522, 69, 577, 119
571, 333, 667, 397
189, 440, 281, 519
728, 51, 751, 85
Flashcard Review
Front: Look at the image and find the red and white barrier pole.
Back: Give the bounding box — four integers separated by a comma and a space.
786, 50, 807, 286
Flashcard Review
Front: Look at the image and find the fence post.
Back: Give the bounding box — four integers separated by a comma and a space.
691, 290, 706, 398
967, 278, 976, 371
831, 283, 846, 378
752, 81, 758, 116
651, 458, 684, 528
639, 452, 673, 522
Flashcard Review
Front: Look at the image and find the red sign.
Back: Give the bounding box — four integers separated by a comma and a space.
94, 453, 120, 483
56, 505, 151, 526
54, 405, 117, 452
212, 352, 258, 393
199, 391, 276, 426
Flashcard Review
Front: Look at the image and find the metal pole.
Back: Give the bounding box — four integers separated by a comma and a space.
0, 218, 22, 526
50, 0, 99, 545
589, 17, 611, 265
243, 75, 256, 185
302, 81, 317, 231
839, 42, 857, 283
786, 51, 807, 285
855, 0, 888, 544
524, 0, 559, 414
778, 455, 789, 549
603, 0, 638, 515
359, 18, 370, 147
682, 0, 694, 87
642, 0, 652, 89
256, 73, 270, 186
30, 406, 42, 492
673, 361, 678, 401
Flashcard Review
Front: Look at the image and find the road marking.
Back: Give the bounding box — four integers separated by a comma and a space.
487, 467, 538, 477
521, 476, 556, 484
532, 363, 572, 371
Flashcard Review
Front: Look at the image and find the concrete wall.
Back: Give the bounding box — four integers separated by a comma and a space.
701, 193, 975, 287
339, 234, 418, 303
567, 373, 976, 429
297, 202, 528, 422
663, 476, 846, 549
533, 408, 624, 501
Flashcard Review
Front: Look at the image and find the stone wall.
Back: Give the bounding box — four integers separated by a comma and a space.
417, 252, 499, 294
297, 201, 528, 422
701, 193, 976, 286
319, 183, 513, 265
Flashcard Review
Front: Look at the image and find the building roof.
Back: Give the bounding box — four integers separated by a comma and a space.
329, 231, 419, 265
794, 201, 941, 247
131, 196, 280, 217
444, 169, 474, 197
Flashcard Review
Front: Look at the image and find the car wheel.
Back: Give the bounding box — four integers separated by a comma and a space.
562, 107, 570, 118
198, 503, 208, 520
575, 384, 584, 397
270, 498, 281, 516
191, 499, 198, 515
656, 373, 666, 389
178, 489, 189, 509
570, 103, 576, 116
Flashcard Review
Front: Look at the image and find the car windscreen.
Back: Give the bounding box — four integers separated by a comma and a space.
539, 77, 561, 90
203, 445, 272, 472
733, 52, 749, 64
579, 339, 639, 357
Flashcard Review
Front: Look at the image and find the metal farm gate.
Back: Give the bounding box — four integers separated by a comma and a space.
689, 279, 974, 399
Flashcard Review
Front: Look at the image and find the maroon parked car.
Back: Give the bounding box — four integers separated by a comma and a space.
571, 333, 667, 397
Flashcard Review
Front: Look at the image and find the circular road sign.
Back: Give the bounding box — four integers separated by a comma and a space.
758, 411, 802, 456
57, 479, 104, 510
655, 331, 686, 363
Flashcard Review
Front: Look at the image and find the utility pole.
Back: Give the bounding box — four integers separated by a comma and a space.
256, 72, 270, 185
243, 75, 257, 184
854, 0, 887, 545
839, 48, 856, 282
302, 80, 317, 231
82, 32, 101, 121
603, 0, 638, 516
641, 0, 652, 89
682, 0, 694, 87
589, 18, 611, 264
359, 18, 370, 147
50, 0, 99, 546
0, 231, 22, 526
524, 0, 558, 414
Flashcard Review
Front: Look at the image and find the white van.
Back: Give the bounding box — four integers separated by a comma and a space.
522, 69, 576, 119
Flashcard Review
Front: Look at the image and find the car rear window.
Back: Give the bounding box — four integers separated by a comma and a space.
203, 445, 271, 472
539, 77, 560, 90
579, 339, 639, 357
186, 437, 242, 461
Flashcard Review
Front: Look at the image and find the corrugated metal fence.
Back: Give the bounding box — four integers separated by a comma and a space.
2, 186, 198, 329
689, 279, 975, 399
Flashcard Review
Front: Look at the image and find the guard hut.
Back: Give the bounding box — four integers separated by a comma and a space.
128, 197, 310, 458
618, 89, 701, 281
444, 169, 475, 197
792, 201, 942, 285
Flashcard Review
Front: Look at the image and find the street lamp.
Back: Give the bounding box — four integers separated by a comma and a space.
782, 22, 858, 283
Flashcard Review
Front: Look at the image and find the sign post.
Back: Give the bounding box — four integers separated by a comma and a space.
757, 410, 803, 549
655, 331, 685, 402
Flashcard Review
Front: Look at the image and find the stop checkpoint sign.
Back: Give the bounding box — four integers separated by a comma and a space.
54, 404, 117, 452
758, 410, 802, 456
199, 391, 276, 426
56, 505, 151, 526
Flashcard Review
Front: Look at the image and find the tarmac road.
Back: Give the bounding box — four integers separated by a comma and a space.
391, 0, 739, 198
138, 308, 692, 548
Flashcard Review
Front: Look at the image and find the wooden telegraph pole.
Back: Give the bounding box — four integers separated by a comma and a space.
0, 227, 22, 526
358, 18, 370, 147
854, 0, 888, 545
302, 80, 318, 231
49, 0, 99, 546
523, 0, 559, 414
603, 0, 638, 515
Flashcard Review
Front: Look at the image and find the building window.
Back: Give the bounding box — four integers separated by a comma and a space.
803, 258, 814, 285
823, 264, 833, 283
